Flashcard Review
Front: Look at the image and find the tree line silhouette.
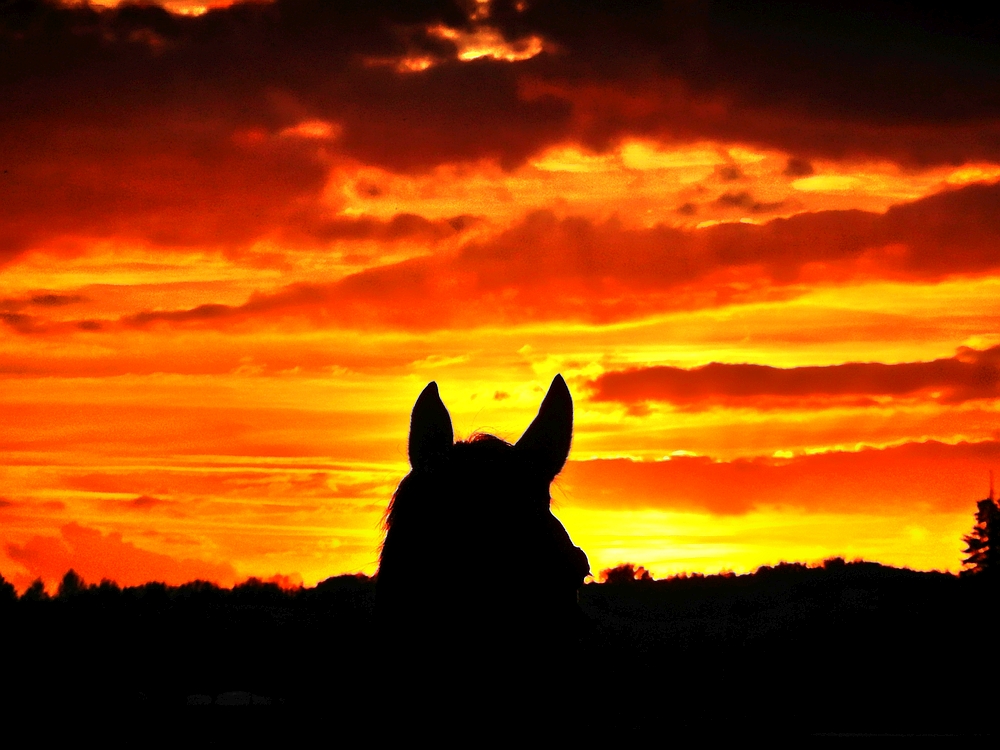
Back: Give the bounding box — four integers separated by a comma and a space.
1, 555, 995, 734
0, 488, 996, 734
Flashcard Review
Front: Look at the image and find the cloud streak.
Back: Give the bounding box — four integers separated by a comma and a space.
589, 345, 1000, 409
48, 181, 1000, 332
560, 439, 1000, 515
5, 522, 239, 588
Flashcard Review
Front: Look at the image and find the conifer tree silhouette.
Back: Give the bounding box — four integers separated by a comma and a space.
962, 477, 1000, 577
21, 578, 49, 601
57, 569, 85, 599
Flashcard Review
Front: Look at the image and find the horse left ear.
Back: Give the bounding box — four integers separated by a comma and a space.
515, 374, 573, 478
409, 382, 454, 471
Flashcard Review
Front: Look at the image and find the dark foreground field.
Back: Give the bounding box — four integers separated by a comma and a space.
2, 560, 994, 736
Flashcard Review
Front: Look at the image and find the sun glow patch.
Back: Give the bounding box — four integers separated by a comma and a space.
945, 164, 1000, 185
67, 0, 237, 13
428, 24, 545, 63
280, 120, 340, 140
792, 174, 862, 192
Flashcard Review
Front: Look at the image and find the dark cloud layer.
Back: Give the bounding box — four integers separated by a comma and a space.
0, 293, 86, 312
590, 345, 1000, 409
503, 1, 1000, 162
4, 0, 1000, 259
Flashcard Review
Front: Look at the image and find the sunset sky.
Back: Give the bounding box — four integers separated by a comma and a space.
2, 0, 999, 591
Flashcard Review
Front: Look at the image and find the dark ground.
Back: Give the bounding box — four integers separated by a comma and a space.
1, 560, 994, 737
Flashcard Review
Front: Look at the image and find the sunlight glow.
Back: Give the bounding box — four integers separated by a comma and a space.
428, 24, 545, 62
280, 120, 340, 140
4, 5, 1000, 587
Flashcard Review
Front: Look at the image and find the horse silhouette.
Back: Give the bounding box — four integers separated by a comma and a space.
377, 374, 590, 657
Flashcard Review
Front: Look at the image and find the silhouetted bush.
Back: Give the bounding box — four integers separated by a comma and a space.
231, 577, 286, 604
601, 563, 652, 583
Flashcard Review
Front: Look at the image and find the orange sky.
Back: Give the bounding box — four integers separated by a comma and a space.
2, 0, 999, 590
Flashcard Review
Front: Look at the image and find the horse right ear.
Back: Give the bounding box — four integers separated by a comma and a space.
515, 374, 573, 479
408, 382, 454, 470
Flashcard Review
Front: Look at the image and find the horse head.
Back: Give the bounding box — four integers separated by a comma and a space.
377, 375, 590, 653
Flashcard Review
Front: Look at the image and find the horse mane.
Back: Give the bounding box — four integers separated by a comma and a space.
382, 432, 517, 540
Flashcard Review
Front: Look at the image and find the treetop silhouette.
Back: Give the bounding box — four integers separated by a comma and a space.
57, 569, 86, 599
601, 563, 653, 584
962, 479, 1000, 577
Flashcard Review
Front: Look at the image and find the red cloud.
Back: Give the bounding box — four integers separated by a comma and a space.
589, 345, 1000, 409
65, 181, 1000, 332
4, 522, 239, 590
559, 439, 1000, 515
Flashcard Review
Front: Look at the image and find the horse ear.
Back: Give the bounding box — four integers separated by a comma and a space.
515, 374, 573, 478
409, 382, 454, 470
